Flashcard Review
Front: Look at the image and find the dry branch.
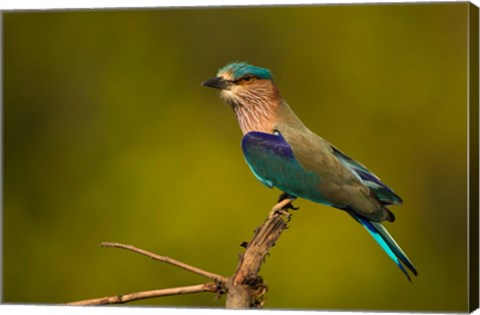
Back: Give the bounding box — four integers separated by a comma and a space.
66, 197, 296, 308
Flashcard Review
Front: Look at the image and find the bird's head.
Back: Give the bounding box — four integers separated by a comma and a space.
202, 62, 279, 108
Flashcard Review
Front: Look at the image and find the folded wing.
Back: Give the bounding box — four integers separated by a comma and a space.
330, 146, 403, 206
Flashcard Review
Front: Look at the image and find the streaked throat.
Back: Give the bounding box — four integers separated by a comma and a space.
229, 96, 278, 135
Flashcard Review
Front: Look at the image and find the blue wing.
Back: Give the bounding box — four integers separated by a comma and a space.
331, 146, 403, 206
241, 131, 323, 202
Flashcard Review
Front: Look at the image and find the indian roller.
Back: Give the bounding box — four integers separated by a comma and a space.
202, 62, 418, 281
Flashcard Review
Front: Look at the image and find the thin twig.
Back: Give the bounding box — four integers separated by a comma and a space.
100, 242, 227, 283
65, 282, 218, 306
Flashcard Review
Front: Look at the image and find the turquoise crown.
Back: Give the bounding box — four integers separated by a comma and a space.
217, 62, 273, 81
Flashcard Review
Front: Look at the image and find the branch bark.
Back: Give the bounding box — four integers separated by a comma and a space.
226, 197, 295, 308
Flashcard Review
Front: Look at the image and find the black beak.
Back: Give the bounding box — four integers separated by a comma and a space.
201, 76, 229, 90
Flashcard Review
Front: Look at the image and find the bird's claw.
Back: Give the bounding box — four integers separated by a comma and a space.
269, 193, 299, 219
283, 203, 300, 211
277, 192, 299, 211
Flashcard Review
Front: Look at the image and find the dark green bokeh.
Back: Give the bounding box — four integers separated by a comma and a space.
3, 3, 470, 311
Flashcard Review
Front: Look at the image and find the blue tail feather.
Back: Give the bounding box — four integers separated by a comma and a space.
351, 214, 418, 281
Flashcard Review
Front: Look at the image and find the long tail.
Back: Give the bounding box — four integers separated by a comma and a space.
351, 213, 418, 281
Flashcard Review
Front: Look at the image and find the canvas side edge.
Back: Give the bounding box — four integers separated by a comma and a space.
468, 1, 479, 313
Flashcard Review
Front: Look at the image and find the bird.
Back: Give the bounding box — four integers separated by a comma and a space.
202, 62, 417, 281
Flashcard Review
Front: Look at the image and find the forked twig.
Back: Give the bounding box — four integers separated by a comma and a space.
67, 197, 296, 308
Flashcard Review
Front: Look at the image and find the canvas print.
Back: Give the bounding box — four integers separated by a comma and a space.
2, 2, 479, 312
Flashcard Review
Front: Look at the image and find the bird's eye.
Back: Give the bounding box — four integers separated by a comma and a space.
242, 75, 255, 82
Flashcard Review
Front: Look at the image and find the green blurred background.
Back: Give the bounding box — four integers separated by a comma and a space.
3, 2, 470, 312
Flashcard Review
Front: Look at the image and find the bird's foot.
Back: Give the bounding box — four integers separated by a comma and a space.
282, 203, 299, 211
277, 192, 300, 211
269, 193, 298, 220
277, 192, 294, 203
